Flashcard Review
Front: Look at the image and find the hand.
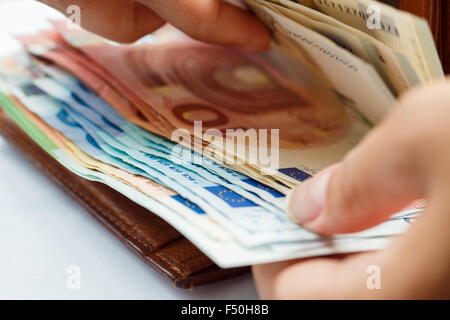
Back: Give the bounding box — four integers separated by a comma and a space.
37, 0, 270, 50
253, 79, 450, 299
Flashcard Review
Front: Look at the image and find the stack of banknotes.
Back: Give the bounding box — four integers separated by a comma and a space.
0, 0, 442, 267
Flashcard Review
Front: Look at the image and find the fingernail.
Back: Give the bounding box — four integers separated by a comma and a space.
287, 168, 333, 225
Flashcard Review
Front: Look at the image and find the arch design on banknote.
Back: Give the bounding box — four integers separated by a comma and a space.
125, 43, 353, 148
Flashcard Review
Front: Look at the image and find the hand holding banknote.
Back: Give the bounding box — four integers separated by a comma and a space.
32, 0, 449, 298
254, 80, 450, 299
37, 0, 271, 49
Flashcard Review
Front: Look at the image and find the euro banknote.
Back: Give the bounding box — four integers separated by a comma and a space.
34, 58, 291, 204
16, 30, 168, 136
0, 56, 321, 246
50, 22, 375, 188
1, 0, 438, 266
248, 0, 422, 95
0, 54, 416, 251
6, 90, 232, 242
269, 0, 444, 82
0, 89, 418, 267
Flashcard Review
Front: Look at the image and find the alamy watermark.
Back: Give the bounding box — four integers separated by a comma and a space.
366, 265, 381, 290
66, 5, 81, 30
171, 121, 280, 169
366, 5, 382, 30
66, 265, 81, 290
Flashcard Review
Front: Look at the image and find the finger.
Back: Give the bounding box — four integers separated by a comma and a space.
253, 252, 384, 299
254, 193, 450, 299
287, 79, 450, 235
37, 0, 165, 43
137, 0, 271, 50
252, 260, 297, 299
252, 254, 351, 299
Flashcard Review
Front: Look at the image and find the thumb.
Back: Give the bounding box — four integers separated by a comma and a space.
286, 103, 429, 235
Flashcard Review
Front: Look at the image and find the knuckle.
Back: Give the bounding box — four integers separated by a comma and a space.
186, 5, 222, 43
189, 22, 214, 42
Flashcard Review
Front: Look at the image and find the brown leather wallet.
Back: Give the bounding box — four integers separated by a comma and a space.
0, 2, 448, 289
0, 108, 248, 288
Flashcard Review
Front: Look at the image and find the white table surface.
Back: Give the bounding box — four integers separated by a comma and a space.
0, 0, 258, 299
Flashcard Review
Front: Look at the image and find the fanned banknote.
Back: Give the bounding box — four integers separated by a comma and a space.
50, 21, 375, 188
276, 0, 444, 82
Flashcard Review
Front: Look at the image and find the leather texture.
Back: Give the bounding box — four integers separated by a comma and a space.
0, 108, 248, 288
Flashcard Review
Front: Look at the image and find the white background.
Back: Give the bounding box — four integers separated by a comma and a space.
0, 0, 258, 299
